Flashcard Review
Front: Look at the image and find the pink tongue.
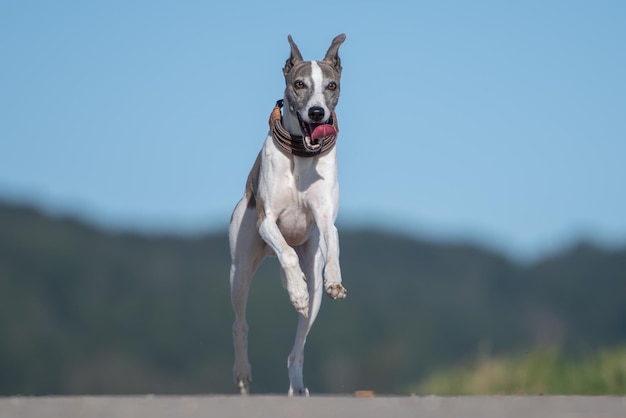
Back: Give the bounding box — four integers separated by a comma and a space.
311, 124, 337, 141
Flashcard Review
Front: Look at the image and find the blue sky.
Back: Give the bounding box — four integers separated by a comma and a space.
1, 1, 625, 260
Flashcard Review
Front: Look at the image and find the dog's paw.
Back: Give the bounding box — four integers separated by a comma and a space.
233, 367, 251, 395
237, 378, 250, 395
287, 273, 310, 316
325, 282, 347, 300
288, 386, 310, 397
291, 293, 310, 317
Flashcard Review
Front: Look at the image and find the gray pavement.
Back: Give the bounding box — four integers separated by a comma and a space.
1, 395, 625, 418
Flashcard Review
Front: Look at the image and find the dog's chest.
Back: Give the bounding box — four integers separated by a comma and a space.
255, 136, 337, 246
272, 160, 319, 245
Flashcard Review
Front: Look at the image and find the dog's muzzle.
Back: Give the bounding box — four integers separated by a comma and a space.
296, 111, 337, 152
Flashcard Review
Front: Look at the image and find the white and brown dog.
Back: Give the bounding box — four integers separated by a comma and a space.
229, 34, 347, 396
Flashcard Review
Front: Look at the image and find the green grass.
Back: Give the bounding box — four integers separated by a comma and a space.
410, 346, 626, 395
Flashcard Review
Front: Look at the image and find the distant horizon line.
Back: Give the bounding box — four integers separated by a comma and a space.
2, 194, 625, 265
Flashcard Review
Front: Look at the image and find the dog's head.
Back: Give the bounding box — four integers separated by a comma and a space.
282, 34, 346, 152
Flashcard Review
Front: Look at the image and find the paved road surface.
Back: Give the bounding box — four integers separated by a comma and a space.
1, 395, 625, 418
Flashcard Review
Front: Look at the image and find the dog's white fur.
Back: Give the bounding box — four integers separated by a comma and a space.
229, 34, 347, 396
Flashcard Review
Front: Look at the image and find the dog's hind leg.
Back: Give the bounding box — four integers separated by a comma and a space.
287, 232, 324, 396
229, 198, 265, 394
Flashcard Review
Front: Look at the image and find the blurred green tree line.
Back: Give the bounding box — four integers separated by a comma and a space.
1, 202, 625, 394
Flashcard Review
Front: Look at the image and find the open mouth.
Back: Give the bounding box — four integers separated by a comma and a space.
296, 112, 337, 152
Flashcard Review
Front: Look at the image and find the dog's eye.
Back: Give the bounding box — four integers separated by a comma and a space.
327, 81, 337, 91
294, 80, 305, 89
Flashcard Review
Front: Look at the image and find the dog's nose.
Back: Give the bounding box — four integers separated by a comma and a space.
308, 106, 325, 122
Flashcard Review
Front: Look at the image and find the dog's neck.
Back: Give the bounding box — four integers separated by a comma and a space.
280, 97, 302, 136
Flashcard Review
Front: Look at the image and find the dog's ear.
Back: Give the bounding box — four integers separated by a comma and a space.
323, 33, 346, 74
283, 35, 303, 76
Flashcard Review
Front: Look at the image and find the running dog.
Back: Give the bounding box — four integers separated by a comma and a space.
229, 34, 347, 396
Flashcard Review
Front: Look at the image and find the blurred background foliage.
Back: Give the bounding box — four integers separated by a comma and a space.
412, 346, 626, 395
1, 201, 625, 395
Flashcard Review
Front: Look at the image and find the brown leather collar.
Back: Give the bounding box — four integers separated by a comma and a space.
269, 100, 338, 157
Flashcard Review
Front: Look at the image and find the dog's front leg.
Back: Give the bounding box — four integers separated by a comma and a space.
313, 210, 347, 300
258, 216, 310, 316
